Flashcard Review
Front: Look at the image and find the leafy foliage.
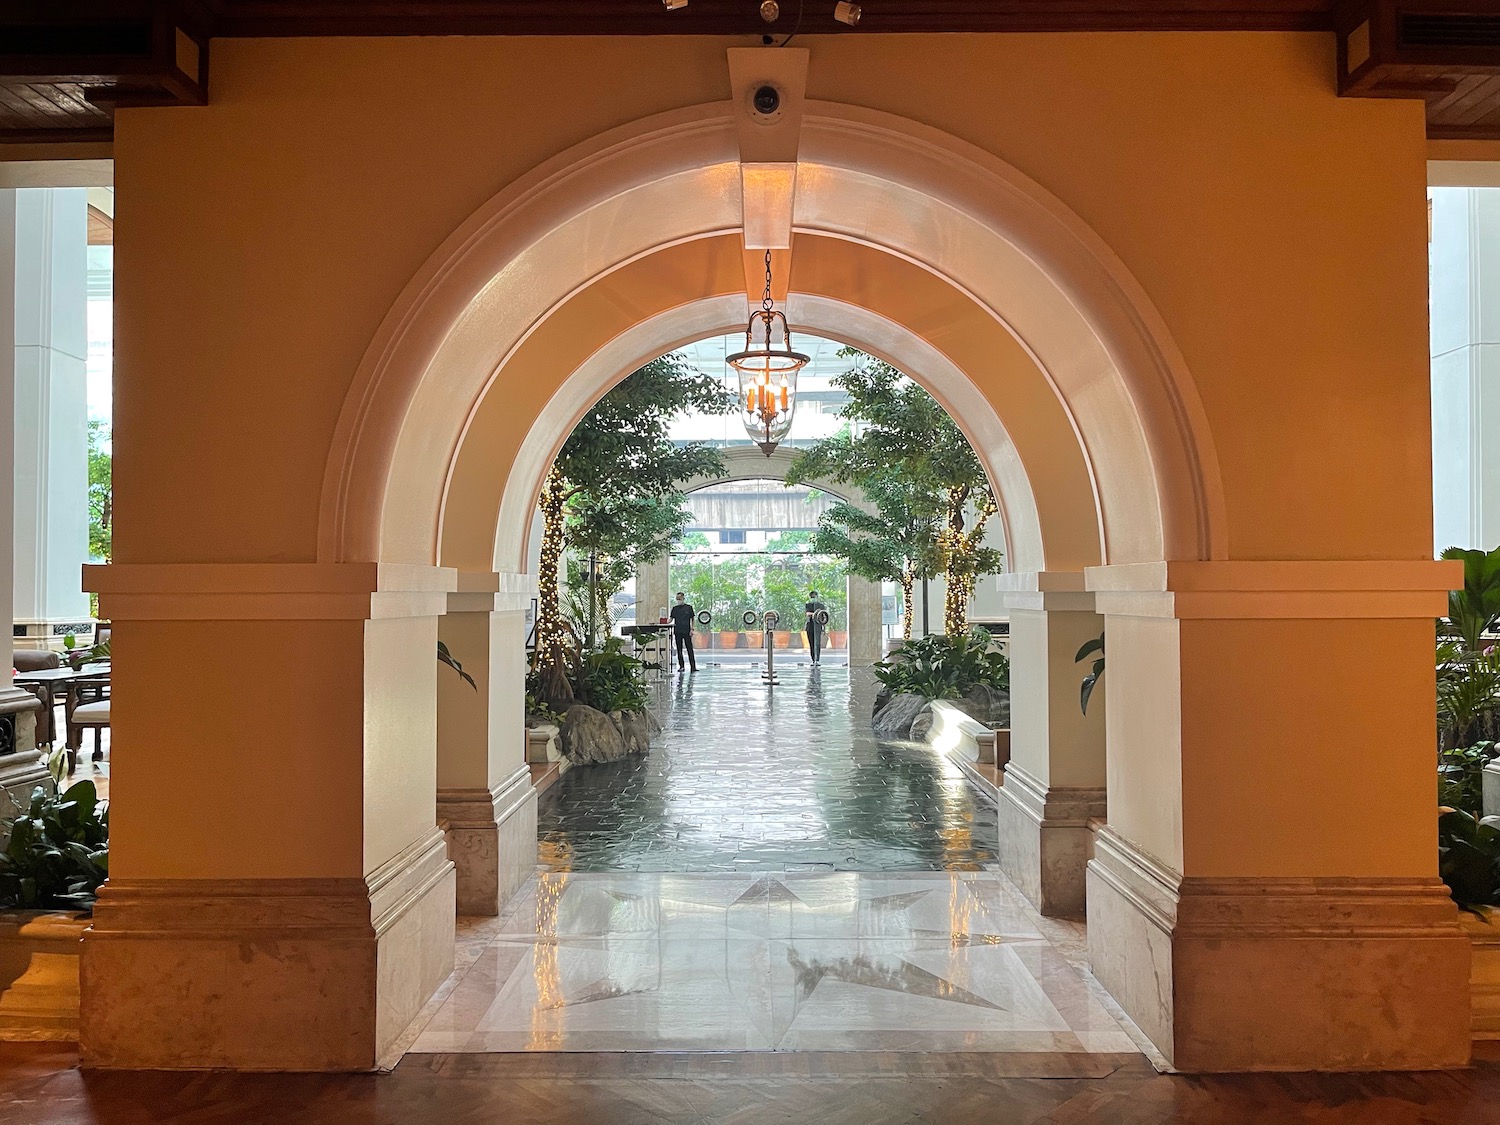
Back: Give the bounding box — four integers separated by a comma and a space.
874, 627, 1009, 702
61, 632, 110, 672
785, 351, 1000, 635
1442, 545, 1500, 652
1438, 640, 1500, 750
88, 420, 111, 564
437, 641, 477, 690
1076, 634, 1105, 716
1439, 742, 1498, 817
1439, 807, 1500, 916
533, 356, 735, 706
573, 636, 650, 714
0, 751, 109, 910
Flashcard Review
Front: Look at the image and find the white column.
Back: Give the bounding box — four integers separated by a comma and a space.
847, 573, 883, 667
436, 571, 537, 916
995, 571, 1106, 917
635, 554, 669, 630
11, 188, 90, 645
0, 191, 53, 784
1430, 187, 1500, 554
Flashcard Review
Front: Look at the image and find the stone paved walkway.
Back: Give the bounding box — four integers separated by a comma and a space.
536, 666, 998, 872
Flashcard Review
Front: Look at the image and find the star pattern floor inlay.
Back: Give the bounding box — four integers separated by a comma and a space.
408, 872, 1139, 1054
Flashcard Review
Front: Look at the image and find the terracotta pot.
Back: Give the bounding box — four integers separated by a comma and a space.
774, 630, 792, 649
829, 630, 848, 649
718, 631, 737, 648
694, 631, 709, 650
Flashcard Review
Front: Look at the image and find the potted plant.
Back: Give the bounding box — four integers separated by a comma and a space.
718, 629, 738, 648
0, 749, 108, 1040
829, 629, 848, 650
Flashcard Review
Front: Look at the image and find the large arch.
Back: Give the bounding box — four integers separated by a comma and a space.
320, 101, 1226, 573
463, 275, 1069, 580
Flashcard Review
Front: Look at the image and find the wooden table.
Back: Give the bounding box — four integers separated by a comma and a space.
14, 663, 109, 751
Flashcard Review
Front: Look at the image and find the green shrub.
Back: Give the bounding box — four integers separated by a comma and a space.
1440, 742, 1498, 817
1439, 807, 1500, 917
874, 626, 1008, 702
0, 751, 108, 911
575, 636, 650, 714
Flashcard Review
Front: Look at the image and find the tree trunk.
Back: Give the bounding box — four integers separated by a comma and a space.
939, 485, 970, 635
899, 573, 915, 640
534, 466, 575, 707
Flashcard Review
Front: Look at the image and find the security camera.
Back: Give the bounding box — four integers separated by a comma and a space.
753, 84, 780, 115
834, 2, 861, 24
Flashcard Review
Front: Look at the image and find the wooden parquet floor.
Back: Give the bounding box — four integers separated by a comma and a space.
5, 1044, 1500, 1125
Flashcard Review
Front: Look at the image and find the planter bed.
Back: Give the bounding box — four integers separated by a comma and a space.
0, 910, 87, 1040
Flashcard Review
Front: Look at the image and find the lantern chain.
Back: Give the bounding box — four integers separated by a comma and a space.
761, 250, 774, 313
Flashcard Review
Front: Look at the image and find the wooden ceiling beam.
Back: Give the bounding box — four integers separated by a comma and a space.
1338, 0, 1500, 139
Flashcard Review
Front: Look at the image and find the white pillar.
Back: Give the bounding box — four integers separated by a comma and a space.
636, 554, 669, 630
1430, 187, 1500, 554
11, 188, 90, 646
847, 573, 883, 667
995, 571, 1106, 917
0, 190, 53, 786
436, 572, 537, 916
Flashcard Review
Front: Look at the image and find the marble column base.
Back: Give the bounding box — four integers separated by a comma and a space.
993, 764, 1105, 919
79, 829, 455, 1070
438, 768, 538, 916
1086, 826, 1471, 1072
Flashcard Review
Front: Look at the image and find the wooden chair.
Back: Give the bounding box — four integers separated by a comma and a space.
65, 674, 110, 768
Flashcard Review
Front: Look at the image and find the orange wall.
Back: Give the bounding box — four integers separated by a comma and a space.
112, 31, 1430, 570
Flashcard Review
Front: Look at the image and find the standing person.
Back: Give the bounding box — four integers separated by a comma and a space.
669, 591, 698, 673
804, 589, 828, 665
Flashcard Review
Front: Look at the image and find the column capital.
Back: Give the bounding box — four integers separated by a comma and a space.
1084, 559, 1460, 620
996, 569, 1096, 612
84, 561, 457, 621
445, 570, 536, 614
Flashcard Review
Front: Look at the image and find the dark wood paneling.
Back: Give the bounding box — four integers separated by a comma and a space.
215, 0, 1335, 36
2, 0, 1499, 143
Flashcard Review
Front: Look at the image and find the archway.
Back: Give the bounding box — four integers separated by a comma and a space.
319, 101, 1225, 571
85, 77, 1467, 1075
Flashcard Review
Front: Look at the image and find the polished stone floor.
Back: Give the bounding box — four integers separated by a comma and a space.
536, 666, 998, 872
406, 670, 1118, 1056
407, 870, 1138, 1055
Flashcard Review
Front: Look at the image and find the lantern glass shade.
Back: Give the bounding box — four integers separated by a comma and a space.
727, 309, 808, 456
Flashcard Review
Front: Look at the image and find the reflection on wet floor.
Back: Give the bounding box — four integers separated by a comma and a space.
536, 666, 998, 873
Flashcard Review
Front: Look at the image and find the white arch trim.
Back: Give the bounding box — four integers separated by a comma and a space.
323, 100, 1225, 570
488, 294, 1038, 575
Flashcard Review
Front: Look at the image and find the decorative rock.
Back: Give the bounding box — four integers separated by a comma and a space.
960, 683, 1010, 727
871, 692, 929, 738
614, 710, 655, 756
560, 704, 628, 764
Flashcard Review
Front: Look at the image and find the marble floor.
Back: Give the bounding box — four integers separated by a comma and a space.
408, 869, 1138, 1055
536, 666, 998, 872
413, 665, 1146, 1058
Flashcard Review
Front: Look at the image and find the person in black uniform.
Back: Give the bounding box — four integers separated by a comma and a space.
804, 589, 828, 665
668, 591, 697, 673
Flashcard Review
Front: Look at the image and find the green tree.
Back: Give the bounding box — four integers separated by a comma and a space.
87, 420, 111, 563
533, 356, 733, 705
787, 352, 1001, 634
800, 469, 938, 640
